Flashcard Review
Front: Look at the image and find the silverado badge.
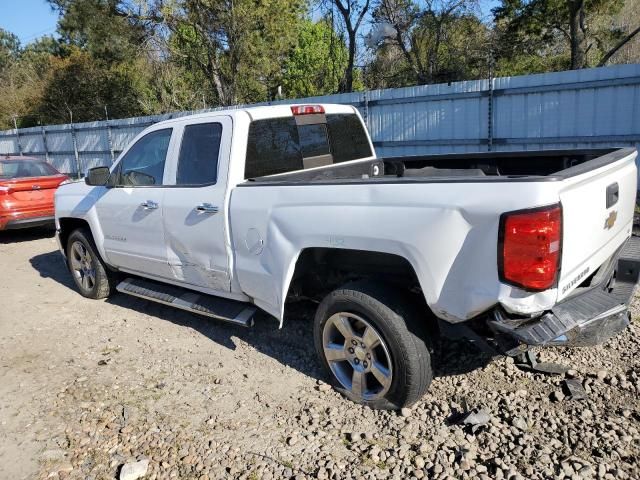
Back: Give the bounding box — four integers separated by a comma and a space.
604, 210, 617, 230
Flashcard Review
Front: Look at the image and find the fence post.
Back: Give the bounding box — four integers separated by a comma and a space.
41, 126, 49, 164
488, 80, 494, 151
363, 90, 370, 131
106, 122, 115, 164
12, 116, 22, 155
487, 61, 495, 152
70, 123, 81, 178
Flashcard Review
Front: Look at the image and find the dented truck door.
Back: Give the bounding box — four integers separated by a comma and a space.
161, 115, 233, 292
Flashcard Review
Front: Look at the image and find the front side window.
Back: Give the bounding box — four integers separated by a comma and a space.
114, 128, 172, 186
176, 123, 222, 186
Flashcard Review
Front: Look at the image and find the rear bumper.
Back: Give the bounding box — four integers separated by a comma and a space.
490, 235, 640, 351
0, 215, 55, 230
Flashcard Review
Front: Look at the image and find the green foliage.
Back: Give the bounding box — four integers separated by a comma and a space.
0, 29, 20, 73
369, 1, 490, 88
166, 0, 306, 105
35, 48, 144, 124
493, 0, 633, 71
281, 19, 349, 98
48, 0, 147, 64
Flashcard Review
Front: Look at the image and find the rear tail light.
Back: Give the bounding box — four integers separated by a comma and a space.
0, 186, 12, 196
291, 105, 325, 115
499, 204, 562, 291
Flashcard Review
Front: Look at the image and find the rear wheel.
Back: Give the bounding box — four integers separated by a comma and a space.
67, 228, 115, 299
314, 280, 433, 410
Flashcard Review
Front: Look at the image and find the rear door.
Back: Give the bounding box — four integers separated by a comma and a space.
161, 116, 233, 291
94, 127, 175, 279
557, 151, 638, 300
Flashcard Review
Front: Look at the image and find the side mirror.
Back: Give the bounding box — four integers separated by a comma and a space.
85, 166, 111, 186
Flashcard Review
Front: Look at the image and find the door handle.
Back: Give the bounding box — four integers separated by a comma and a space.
606, 182, 619, 208
196, 203, 219, 214
140, 200, 159, 210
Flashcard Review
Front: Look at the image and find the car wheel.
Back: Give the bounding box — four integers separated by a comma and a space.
314, 280, 433, 410
67, 228, 115, 299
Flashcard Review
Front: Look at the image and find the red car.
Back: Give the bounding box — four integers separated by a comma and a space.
0, 156, 69, 230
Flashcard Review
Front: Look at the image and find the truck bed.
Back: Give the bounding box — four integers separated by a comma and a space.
246, 148, 636, 185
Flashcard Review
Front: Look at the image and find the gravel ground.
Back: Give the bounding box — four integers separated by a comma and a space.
0, 229, 639, 480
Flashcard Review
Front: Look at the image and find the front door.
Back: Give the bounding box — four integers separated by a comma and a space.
95, 127, 174, 279
162, 117, 233, 291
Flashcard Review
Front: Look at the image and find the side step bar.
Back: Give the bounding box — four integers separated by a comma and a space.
116, 277, 256, 327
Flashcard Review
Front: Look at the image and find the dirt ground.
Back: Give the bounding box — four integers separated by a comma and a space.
0, 229, 639, 480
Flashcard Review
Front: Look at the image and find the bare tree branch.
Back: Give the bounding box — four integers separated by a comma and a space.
598, 24, 640, 67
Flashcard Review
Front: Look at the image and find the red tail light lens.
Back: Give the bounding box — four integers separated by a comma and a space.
291, 105, 325, 115
499, 204, 562, 291
0, 186, 12, 196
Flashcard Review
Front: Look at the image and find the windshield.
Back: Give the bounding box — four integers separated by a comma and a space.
0, 160, 60, 179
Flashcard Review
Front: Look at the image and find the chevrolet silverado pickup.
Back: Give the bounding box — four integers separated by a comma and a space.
54, 103, 640, 409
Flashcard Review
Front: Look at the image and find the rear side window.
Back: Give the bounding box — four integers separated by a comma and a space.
245, 117, 302, 178
244, 113, 372, 179
176, 123, 222, 185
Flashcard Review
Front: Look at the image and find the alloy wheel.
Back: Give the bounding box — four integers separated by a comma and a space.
322, 312, 393, 400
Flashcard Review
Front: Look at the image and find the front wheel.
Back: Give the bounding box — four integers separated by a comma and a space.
314, 280, 433, 410
67, 228, 116, 299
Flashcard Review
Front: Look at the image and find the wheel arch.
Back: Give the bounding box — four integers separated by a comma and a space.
281, 247, 430, 323
58, 217, 111, 268
58, 217, 92, 252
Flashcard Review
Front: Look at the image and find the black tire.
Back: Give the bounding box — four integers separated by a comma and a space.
66, 228, 116, 299
313, 280, 433, 410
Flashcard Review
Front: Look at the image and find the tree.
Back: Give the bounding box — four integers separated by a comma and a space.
281, 19, 349, 98
47, 0, 154, 65
0, 29, 20, 75
163, 0, 306, 105
328, 0, 372, 92
36, 48, 144, 124
370, 0, 488, 85
493, 0, 640, 71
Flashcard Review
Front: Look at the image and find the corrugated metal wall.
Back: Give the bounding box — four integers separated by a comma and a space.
1, 64, 639, 175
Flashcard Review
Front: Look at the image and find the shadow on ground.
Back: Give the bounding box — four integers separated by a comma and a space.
0, 226, 55, 244
29, 250, 76, 290
29, 248, 493, 389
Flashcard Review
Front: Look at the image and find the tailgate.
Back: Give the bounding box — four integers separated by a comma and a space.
557, 151, 638, 301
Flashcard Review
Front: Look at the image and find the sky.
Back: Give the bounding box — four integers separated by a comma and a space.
0, 0, 59, 45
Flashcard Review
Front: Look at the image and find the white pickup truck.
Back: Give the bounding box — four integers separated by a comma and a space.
55, 103, 640, 409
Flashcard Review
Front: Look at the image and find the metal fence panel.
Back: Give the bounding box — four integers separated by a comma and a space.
1, 64, 639, 175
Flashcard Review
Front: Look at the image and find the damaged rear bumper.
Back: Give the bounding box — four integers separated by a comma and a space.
490, 235, 640, 353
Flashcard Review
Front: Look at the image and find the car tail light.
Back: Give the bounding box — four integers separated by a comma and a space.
0, 186, 12, 196
499, 204, 562, 291
291, 105, 324, 115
